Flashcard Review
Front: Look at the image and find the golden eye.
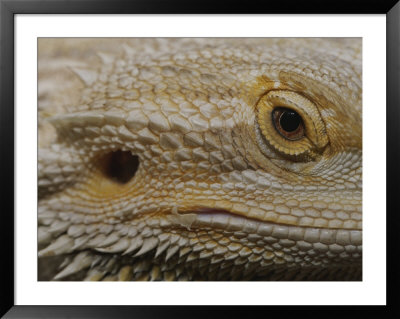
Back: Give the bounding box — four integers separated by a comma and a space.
272, 107, 305, 141
256, 90, 328, 160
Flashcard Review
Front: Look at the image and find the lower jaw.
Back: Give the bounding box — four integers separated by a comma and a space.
39, 209, 362, 281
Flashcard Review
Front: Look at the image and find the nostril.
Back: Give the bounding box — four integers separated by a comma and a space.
100, 150, 139, 184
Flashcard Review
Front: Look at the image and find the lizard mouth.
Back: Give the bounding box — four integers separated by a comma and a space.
169, 202, 361, 231
167, 207, 362, 248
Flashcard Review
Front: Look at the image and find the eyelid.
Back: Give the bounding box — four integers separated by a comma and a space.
255, 90, 329, 161
265, 91, 328, 148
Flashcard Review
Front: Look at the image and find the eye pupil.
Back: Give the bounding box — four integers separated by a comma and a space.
272, 107, 305, 141
280, 110, 301, 132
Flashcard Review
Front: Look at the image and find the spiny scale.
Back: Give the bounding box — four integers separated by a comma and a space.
70, 67, 99, 86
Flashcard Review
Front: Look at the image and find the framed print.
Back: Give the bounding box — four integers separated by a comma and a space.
1, 0, 399, 318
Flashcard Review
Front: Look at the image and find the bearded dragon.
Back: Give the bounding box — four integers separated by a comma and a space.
38, 38, 362, 281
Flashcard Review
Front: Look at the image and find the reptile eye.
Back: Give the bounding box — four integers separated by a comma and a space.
256, 90, 329, 160
272, 107, 305, 141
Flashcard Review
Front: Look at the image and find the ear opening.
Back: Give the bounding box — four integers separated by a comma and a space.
97, 150, 139, 184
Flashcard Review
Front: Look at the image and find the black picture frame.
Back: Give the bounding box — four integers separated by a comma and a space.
1, 0, 399, 318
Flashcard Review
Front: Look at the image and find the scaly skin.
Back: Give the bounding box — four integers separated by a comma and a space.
38, 38, 362, 281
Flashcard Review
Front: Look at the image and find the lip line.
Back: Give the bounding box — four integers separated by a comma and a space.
173, 206, 361, 232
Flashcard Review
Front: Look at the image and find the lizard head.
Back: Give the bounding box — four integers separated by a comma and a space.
38, 38, 362, 281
